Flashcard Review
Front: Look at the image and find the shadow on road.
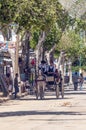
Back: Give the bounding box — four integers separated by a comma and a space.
29, 118, 86, 122
65, 91, 86, 95
19, 97, 69, 101
0, 110, 85, 117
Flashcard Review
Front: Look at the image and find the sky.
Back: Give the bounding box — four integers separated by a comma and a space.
58, 0, 86, 18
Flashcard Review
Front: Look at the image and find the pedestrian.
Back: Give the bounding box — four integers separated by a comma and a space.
13, 73, 19, 99
72, 72, 79, 91
79, 73, 84, 90
24, 68, 29, 81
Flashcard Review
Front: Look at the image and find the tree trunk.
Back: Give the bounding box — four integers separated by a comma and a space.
35, 31, 46, 73
68, 59, 72, 84
45, 44, 56, 64
25, 31, 30, 80
15, 35, 19, 75
0, 73, 9, 97
45, 52, 50, 64
57, 51, 64, 70
42, 43, 45, 61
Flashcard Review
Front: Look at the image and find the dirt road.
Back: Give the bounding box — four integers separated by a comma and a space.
0, 85, 86, 130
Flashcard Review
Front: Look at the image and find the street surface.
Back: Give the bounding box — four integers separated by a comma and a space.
0, 84, 86, 130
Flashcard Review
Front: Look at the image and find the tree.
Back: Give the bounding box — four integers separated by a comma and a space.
0, 0, 76, 84
0, 0, 20, 39
58, 30, 82, 61
0, 0, 18, 25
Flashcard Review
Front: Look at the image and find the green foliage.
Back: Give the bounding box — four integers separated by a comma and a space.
14, 0, 65, 50
30, 31, 39, 49
72, 66, 79, 72
15, 0, 58, 32
0, 0, 70, 54
72, 66, 86, 72
79, 46, 86, 66
57, 11, 71, 32
0, 0, 19, 27
76, 19, 86, 32
82, 66, 86, 71
54, 49, 60, 58
58, 30, 83, 61
0, 0, 70, 34
43, 25, 61, 51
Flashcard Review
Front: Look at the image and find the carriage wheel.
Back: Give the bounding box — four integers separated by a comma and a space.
40, 87, 44, 100
56, 84, 59, 98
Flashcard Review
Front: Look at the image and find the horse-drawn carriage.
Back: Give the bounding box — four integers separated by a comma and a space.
35, 71, 64, 100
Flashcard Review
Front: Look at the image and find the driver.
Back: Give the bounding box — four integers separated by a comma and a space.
47, 61, 56, 76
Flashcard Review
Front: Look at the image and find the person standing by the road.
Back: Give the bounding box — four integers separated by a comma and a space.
72, 72, 79, 91
13, 73, 19, 99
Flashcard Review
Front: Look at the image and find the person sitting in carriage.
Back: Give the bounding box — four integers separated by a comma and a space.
47, 61, 56, 76
45, 61, 56, 88
39, 60, 47, 75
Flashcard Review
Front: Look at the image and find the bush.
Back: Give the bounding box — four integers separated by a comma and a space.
72, 66, 86, 72
72, 66, 79, 72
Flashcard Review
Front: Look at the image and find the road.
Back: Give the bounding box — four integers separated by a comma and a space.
0, 84, 86, 130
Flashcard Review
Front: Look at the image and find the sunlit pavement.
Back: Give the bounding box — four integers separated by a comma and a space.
0, 84, 86, 130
